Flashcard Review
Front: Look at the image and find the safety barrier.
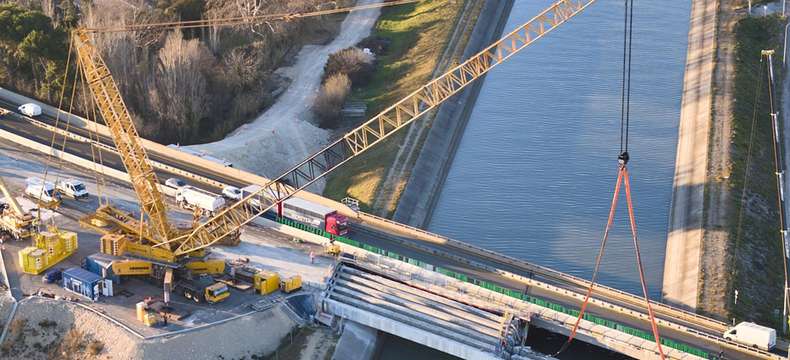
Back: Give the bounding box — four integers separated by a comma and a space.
275, 217, 711, 359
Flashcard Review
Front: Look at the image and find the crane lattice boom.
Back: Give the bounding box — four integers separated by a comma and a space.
73, 30, 174, 246
169, 0, 597, 255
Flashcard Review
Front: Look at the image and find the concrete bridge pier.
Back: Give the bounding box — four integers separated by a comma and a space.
331, 320, 380, 360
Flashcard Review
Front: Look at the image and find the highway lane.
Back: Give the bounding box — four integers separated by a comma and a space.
0, 97, 779, 358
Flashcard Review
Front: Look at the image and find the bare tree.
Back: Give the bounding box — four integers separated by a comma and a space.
150, 31, 214, 141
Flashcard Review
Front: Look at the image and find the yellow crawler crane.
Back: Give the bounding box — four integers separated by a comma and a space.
0, 176, 36, 242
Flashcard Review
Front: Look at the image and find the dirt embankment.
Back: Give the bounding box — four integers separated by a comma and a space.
698, 1, 786, 329
322, 0, 489, 215
0, 298, 299, 360
697, 0, 740, 321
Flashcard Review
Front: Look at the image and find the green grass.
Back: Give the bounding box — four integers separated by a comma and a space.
727, 15, 786, 330
322, 0, 466, 211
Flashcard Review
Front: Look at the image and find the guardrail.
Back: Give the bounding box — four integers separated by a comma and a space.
357, 211, 730, 333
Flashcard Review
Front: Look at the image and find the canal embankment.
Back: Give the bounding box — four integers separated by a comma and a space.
392, 0, 515, 227
662, 0, 719, 311
323, 0, 505, 218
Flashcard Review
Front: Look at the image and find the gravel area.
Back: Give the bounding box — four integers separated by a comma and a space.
136, 305, 296, 360
1, 297, 299, 360
0, 293, 14, 332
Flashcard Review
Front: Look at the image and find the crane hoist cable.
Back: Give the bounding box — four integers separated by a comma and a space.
555, 1, 665, 358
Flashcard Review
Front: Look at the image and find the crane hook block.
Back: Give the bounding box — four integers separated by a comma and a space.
618, 151, 630, 165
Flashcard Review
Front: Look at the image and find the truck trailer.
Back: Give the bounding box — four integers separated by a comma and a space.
281, 197, 348, 236
723, 322, 776, 350
175, 186, 226, 216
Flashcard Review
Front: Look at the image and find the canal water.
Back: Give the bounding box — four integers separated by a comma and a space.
431, 0, 690, 300
380, 0, 691, 358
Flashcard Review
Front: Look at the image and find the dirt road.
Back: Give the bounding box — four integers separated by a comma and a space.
662, 0, 718, 310
188, 1, 383, 180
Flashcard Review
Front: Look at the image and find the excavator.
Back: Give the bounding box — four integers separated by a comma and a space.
65, 0, 593, 299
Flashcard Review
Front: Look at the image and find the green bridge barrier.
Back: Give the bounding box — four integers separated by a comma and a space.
276, 217, 711, 359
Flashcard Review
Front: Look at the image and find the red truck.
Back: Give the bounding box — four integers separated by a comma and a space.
282, 197, 349, 236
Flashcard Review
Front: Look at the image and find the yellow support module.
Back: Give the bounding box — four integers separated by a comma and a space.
253, 271, 280, 295
280, 275, 302, 294
18, 229, 78, 275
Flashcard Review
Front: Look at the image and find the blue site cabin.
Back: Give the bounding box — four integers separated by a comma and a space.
62, 267, 102, 301
83, 253, 121, 283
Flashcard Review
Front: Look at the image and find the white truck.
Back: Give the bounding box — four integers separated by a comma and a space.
56, 179, 89, 199
175, 186, 226, 216
723, 322, 776, 350
24, 178, 60, 206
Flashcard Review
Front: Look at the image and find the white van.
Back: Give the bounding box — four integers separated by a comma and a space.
25, 177, 60, 206
724, 322, 776, 351
56, 179, 89, 199
18, 103, 42, 117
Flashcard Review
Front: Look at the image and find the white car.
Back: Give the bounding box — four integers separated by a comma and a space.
18, 103, 42, 117
222, 186, 242, 200
165, 178, 187, 189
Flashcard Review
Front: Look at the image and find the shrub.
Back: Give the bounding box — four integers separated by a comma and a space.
313, 73, 351, 128
323, 47, 374, 86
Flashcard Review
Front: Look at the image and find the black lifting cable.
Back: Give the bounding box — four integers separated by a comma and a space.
555, 0, 667, 358
619, 0, 635, 165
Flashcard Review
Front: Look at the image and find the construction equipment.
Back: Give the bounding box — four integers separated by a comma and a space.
174, 276, 230, 304
18, 228, 78, 274
325, 242, 341, 257
279, 275, 302, 294
111, 259, 154, 276
184, 259, 226, 275
253, 270, 280, 295
0, 176, 37, 241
